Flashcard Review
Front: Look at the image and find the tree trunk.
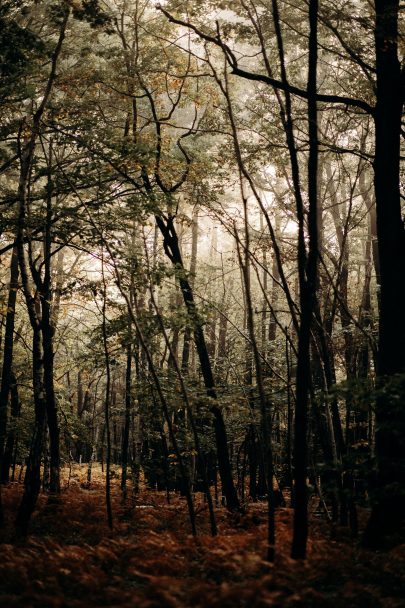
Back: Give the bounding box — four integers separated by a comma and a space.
14, 9, 68, 532
181, 205, 198, 374
291, 0, 319, 560
121, 342, 132, 498
156, 214, 240, 511
101, 252, 113, 530
0, 247, 19, 512
15, 321, 46, 534
363, 0, 405, 547
35, 139, 61, 497
2, 372, 20, 483
236, 203, 275, 561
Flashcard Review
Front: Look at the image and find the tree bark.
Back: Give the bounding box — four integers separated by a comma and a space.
0, 247, 19, 504
181, 205, 198, 374
291, 0, 319, 560
156, 214, 240, 511
41, 141, 60, 496
121, 342, 132, 499
363, 0, 405, 547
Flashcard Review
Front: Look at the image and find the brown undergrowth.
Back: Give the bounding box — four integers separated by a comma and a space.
0, 465, 403, 607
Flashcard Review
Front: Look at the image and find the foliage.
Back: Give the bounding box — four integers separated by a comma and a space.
0, 468, 404, 607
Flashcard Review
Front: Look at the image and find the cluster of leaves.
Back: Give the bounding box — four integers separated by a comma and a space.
0, 1, 46, 106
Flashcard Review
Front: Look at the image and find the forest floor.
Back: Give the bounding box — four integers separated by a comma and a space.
0, 465, 403, 608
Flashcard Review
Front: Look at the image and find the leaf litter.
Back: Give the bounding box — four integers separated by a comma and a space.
0, 465, 403, 607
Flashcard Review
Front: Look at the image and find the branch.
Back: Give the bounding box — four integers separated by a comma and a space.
157, 6, 374, 116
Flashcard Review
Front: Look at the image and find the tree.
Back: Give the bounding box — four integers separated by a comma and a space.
158, 0, 404, 551
363, 0, 405, 547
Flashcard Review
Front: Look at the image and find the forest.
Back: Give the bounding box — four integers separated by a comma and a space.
0, 0, 404, 606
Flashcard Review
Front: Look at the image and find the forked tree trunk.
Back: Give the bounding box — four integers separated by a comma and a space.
156, 215, 240, 511
14, 10, 69, 532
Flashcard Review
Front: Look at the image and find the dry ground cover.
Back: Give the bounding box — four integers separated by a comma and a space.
0, 466, 403, 608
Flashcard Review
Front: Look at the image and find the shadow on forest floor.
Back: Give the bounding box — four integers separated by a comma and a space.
0, 465, 403, 607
